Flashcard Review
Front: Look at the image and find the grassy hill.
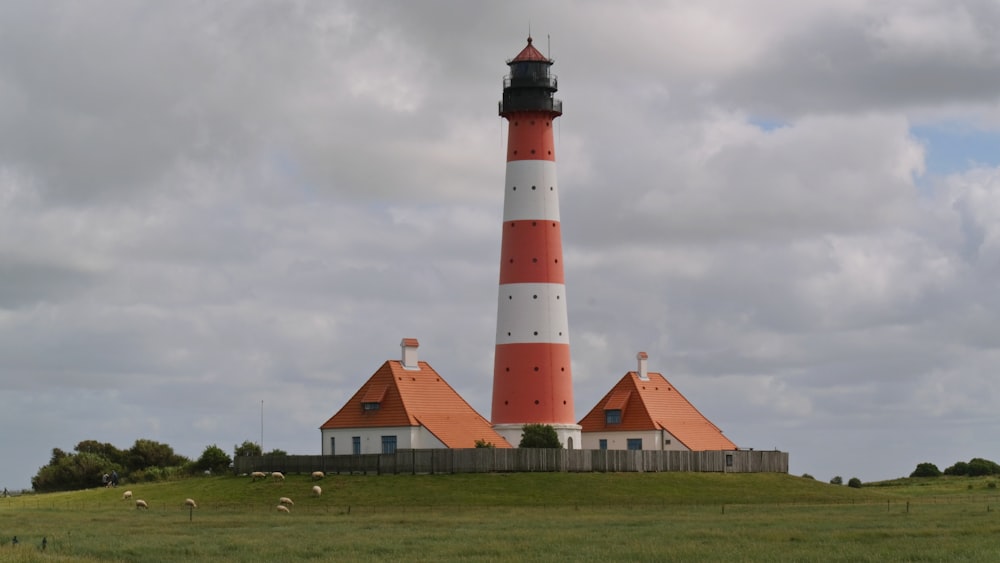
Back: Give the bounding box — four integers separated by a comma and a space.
4, 473, 1000, 562
5, 471, 892, 510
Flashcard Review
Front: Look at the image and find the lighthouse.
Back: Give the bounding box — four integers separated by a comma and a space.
491, 37, 581, 449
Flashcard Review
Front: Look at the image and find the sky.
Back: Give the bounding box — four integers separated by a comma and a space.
2, 0, 1000, 490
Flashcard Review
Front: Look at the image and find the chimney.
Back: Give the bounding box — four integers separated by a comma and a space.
401, 338, 420, 370
637, 351, 649, 381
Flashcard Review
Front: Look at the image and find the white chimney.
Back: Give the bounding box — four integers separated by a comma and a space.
401, 338, 420, 369
637, 351, 649, 380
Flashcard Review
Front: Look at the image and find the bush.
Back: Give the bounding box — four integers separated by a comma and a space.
518, 424, 562, 448
801, 473, 815, 480
474, 439, 496, 448
967, 458, 1000, 476
830, 476, 843, 485
944, 461, 969, 476
910, 462, 942, 478
944, 458, 1000, 477
847, 477, 862, 488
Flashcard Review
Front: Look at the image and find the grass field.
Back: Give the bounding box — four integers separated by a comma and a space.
2, 473, 1000, 561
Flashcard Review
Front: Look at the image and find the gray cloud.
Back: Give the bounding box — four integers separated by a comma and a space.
3, 1, 1000, 489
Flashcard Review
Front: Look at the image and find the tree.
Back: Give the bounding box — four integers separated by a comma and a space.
75, 440, 126, 467
32, 451, 115, 492
127, 439, 189, 470
830, 476, 843, 485
195, 444, 232, 474
910, 462, 942, 478
264, 449, 288, 457
847, 477, 862, 488
474, 439, 495, 448
234, 441, 262, 457
518, 424, 562, 448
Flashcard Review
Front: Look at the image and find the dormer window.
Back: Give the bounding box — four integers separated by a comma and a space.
360, 384, 387, 412
605, 409, 621, 425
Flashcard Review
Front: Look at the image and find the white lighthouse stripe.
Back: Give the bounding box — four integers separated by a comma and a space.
503, 160, 560, 222
495, 282, 570, 345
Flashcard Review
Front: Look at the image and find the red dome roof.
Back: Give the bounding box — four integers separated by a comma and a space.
510, 36, 550, 63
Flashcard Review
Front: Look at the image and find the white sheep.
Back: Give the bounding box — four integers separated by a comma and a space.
279, 496, 294, 506
276, 505, 290, 513
135, 499, 149, 510
271, 472, 284, 481
312, 485, 322, 497
250, 471, 267, 482
121, 490, 133, 501
184, 498, 198, 509
311, 471, 324, 480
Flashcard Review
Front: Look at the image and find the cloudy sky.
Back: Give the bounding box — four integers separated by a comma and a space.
3, 0, 1000, 489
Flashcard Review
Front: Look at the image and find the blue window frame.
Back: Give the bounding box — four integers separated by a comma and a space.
627, 438, 642, 450
381, 435, 397, 454
599, 439, 608, 450
352, 436, 361, 455
605, 409, 621, 425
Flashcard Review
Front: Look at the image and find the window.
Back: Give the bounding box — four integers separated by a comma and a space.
726, 454, 733, 467
627, 438, 642, 451
599, 439, 608, 450
381, 435, 397, 454
605, 409, 621, 425
329, 437, 335, 455
362, 402, 380, 411
352, 436, 361, 455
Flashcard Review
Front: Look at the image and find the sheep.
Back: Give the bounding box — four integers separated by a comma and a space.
279, 496, 294, 506
312, 485, 322, 497
184, 498, 198, 509
121, 490, 133, 501
250, 471, 267, 482
270, 472, 285, 481
311, 471, 324, 480
135, 499, 149, 510
276, 505, 290, 513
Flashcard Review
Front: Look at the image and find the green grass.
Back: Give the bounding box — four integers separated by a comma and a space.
2, 473, 1000, 562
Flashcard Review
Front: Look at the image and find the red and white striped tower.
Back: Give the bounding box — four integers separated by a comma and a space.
491, 37, 580, 448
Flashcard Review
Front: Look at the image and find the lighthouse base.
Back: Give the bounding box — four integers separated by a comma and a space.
493, 423, 583, 450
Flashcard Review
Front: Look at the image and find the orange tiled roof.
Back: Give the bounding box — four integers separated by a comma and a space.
319, 360, 512, 448
578, 371, 737, 451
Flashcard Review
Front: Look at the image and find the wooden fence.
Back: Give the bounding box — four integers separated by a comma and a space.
234, 449, 787, 476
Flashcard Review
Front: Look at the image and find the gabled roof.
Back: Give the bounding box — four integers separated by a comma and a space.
509, 36, 550, 63
578, 371, 737, 451
319, 359, 512, 448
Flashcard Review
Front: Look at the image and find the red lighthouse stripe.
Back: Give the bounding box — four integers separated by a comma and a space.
498, 220, 565, 284
506, 113, 556, 162
491, 342, 575, 424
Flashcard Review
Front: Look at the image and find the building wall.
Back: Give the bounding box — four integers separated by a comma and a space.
581, 429, 687, 451
321, 426, 446, 455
